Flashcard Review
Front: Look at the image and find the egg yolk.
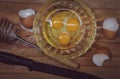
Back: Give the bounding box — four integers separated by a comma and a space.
66, 17, 79, 32
52, 16, 63, 30
58, 32, 71, 45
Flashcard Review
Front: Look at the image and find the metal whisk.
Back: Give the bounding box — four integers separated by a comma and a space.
0, 18, 40, 50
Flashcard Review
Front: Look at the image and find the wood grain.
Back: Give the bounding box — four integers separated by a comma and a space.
0, 0, 120, 9
0, 0, 120, 79
0, 72, 68, 79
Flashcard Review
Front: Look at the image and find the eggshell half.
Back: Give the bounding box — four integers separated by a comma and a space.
103, 18, 119, 32
103, 18, 119, 40
92, 47, 111, 66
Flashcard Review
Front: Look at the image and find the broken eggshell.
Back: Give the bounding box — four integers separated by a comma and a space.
92, 47, 111, 66
18, 9, 36, 32
103, 18, 119, 40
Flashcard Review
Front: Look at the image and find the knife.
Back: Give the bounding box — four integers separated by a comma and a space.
0, 51, 101, 79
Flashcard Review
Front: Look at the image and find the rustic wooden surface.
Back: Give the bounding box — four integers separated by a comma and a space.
0, 0, 120, 79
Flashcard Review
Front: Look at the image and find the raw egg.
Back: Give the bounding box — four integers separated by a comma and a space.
58, 32, 71, 45
66, 17, 79, 32
52, 16, 63, 30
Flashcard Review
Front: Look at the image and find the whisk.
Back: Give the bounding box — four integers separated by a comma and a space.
0, 18, 80, 69
0, 18, 40, 50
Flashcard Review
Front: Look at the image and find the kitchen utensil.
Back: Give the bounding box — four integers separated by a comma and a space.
0, 51, 101, 79
0, 18, 40, 50
0, 17, 79, 69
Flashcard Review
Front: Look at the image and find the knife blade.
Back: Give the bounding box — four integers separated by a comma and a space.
0, 51, 101, 79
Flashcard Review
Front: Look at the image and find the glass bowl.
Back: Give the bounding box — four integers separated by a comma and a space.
33, 0, 96, 68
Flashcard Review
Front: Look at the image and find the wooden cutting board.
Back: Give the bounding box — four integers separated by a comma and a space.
0, 0, 120, 79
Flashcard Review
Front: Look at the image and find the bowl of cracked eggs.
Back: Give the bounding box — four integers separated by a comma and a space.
33, 0, 97, 68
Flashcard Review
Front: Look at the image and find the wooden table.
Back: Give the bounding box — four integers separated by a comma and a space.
0, 0, 120, 79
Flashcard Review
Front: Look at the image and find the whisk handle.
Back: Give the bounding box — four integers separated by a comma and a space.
16, 36, 40, 50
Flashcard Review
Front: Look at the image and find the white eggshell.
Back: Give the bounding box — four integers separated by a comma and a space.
92, 53, 110, 66
18, 9, 35, 18
103, 18, 119, 32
